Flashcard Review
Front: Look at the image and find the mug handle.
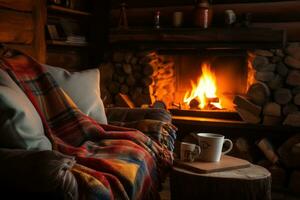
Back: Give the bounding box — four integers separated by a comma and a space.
194, 145, 201, 157
222, 139, 233, 155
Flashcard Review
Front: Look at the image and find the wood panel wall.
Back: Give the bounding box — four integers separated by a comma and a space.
110, 0, 300, 42
0, 0, 46, 62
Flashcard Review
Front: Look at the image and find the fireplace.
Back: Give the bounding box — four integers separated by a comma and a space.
156, 50, 249, 111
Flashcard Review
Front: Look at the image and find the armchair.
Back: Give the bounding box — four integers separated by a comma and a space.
0, 47, 176, 199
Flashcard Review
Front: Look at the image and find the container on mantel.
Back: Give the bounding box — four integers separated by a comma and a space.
194, 0, 213, 29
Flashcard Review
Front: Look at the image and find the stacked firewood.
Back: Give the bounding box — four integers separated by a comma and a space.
100, 50, 175, 107
234, 43, 300, 127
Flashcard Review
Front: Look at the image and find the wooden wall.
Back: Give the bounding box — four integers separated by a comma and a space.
110, 0, 300, 42
0, 0, 46, 62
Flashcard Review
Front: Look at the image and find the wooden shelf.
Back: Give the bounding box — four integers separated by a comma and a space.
47, 40, 89, 47
109, 27, 286, 50
48, 5, 91, 16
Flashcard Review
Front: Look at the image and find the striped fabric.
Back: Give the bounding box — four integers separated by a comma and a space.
0, 50, 173, 200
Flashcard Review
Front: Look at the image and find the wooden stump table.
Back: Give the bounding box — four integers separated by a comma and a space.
170, 164, 271, 200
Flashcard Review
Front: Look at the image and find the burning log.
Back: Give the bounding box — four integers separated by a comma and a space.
189, 98, 200, 109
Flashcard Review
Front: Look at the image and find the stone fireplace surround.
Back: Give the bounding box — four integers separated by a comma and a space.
100, 43, 300, 199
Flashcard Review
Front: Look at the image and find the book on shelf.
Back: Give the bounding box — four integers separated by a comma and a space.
47, 24, 61, 40
65, 35, 88, 45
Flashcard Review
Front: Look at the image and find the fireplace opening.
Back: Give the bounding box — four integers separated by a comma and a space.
166, 50, 248, 111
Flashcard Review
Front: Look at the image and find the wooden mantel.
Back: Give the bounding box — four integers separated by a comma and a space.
109, 27, 286, 50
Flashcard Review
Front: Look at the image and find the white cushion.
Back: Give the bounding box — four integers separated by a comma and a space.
0, 69, 52, 150
45, 65, 107, 124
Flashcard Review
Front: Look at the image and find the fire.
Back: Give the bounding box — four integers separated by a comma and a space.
183, 63, 222, 109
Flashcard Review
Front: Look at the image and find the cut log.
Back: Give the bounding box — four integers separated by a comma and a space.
289, 170, 300, 196
274, 49, 285, 57
292, 143, 300, 154
254, 50, 274, 57
236, 107, 261, 124
268, 165, 287, 189
122, 63, 132, 74
276, 62, 289, 77
256, 63, 276, 72
233, 95, 262, 116
256, 138, 279, 164
141, 76, 153, 86
171, 164, 271, 200
286, 70, 300, 86
247, 82, 270, 106
130, 57, 138, 65
126, 75, 136, 86
263, 115, 282, 126
114, 93, 135, 108
284, 56, 300, 69
231, 137, 254, 162
120, 84, 129, 94
255, 71, 275, 82
189, 98, 200, 109
283, 112, 300, 127
112, 51, 125, 63
143, 64, 154, 75
270, 56, 282, 64
108, 82, 120, 94
292, 86, 300, 95
282, 103, 299, 116
278, 134, 300, 167
294, 93, 300, 106
263, 102, 281, 117
124, 52, 134, 63
100, 62, 114, 84
252, 56, 269, 70
267, 75, 283, 90
274, 88, 293, 105
286, 45, 300, 60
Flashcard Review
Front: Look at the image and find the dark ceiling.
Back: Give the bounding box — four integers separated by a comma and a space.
110, 0, 295, 8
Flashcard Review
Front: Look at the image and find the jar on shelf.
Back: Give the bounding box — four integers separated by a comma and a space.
194, 0, 213, 29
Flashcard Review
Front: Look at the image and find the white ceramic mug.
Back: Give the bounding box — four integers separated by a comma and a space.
193, 133, 233, 162
180, 142, 201, 162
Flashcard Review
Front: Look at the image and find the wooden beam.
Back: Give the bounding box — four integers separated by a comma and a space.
109, 28, 285, 49
0, 0, 34, 12
33, 0, 46, 63
252, 22, 300, 42
0, 9, 33, 44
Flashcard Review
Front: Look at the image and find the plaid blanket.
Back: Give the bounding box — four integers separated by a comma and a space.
0, 49, 173, 199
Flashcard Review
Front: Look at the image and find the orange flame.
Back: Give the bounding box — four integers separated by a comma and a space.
183, 63, 222, 109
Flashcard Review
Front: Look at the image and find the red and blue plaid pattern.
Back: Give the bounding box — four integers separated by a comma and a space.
0, 50, 172, 199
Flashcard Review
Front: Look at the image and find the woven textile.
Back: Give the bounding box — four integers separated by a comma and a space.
0, 50, 172, 199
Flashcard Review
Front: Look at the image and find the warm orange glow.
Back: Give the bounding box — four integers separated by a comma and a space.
246, 53, 256, 92
183, 63, 222, 109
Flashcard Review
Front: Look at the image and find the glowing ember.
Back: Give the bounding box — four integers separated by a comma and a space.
183, 63, 222, 109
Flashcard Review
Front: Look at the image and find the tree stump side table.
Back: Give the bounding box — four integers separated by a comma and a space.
170, 164, 271, 200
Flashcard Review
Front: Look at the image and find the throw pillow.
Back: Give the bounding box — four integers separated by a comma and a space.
0, 69, 52, 150
44, 64, 107, 124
